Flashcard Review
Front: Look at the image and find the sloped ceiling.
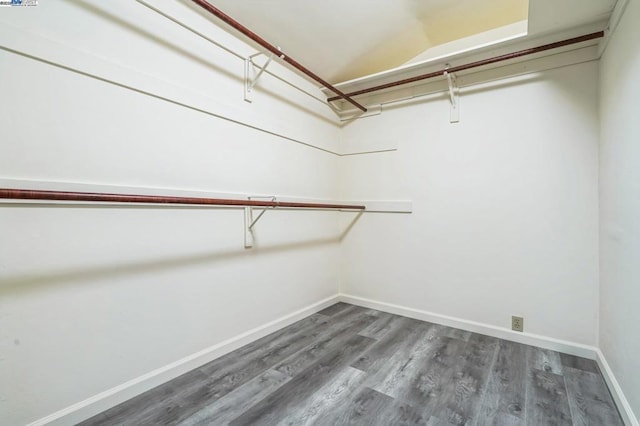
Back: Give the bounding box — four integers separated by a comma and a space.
208, 0, 528, 83
205, 0, 617, 84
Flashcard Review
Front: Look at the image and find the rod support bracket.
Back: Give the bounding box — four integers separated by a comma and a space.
244, 206, 254, 248
444, 65, 460, 123
244, 51, 274, 103
244, 196, 276, 248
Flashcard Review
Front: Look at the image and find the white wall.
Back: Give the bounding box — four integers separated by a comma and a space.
0, 1, 344, 424
599, 0, 640, 417
340, 62, 600, 345
0, 1, 623, 424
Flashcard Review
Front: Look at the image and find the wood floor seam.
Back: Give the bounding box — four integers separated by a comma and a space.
473, 338, 500, 426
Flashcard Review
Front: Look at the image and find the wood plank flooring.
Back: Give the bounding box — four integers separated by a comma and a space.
80, 303, 624, 425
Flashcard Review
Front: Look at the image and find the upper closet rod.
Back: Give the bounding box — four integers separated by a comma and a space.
190, 0, 368, 113
0, 188, 365, 210
327, 31, 605, 102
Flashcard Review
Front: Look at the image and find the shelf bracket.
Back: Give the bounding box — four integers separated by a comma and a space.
244, 196, 276, 248
244, 206, 254, 248
244, 50, 276, 103
444, 65, 460, 123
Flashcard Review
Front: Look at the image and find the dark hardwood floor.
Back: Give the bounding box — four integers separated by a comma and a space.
80, 303, 624, 425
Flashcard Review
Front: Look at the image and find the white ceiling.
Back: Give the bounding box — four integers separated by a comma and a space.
205, 0, 617, 84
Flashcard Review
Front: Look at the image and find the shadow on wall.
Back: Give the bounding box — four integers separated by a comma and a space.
63, 0, 338, 126
67, 0, 240, 82
0, 236, 338, 296
0, 208, 362, 296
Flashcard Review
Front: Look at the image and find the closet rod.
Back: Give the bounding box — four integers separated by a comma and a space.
0, 188, 365, 210
327, 31, 605, 102
190, 0, 367, 113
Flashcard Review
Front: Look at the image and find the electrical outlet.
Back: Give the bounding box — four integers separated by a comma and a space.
512, 316, 524, 332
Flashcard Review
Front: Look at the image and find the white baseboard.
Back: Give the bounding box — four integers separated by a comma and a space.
28, 294, 341, 426
596, 349, 639, 426
339, 293, 598, 358
340, 293, 639, 425
30, 293, 637, 426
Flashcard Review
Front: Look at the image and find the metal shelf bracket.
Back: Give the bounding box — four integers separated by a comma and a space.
244, 51, 276, 103
444, 65, 459, 123
244, 196, 276, 248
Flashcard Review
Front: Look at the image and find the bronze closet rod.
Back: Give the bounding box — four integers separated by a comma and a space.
327, 31, 605, 102
190, 0, 368, 113
0, 188, 366, 210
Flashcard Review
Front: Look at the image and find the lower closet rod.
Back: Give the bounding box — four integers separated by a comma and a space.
0, 188, 366, 211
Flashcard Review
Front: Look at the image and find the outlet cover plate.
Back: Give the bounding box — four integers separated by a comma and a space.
512, 316, 524, 332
